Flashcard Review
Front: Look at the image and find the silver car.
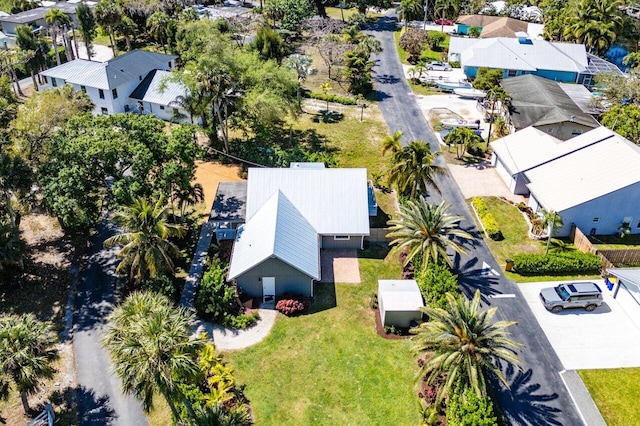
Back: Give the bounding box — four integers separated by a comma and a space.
539, 282, 603, 313
427, 61, 453, 71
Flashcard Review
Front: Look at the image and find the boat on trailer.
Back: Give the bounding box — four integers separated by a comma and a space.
454, 88, 487, 99
436, 80, 472, 92
441, 118, 481, 129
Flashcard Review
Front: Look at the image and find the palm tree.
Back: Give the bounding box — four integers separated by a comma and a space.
104, 196, 185, 284
284, 54, 312, 102
564, 0, 623, 55
103, 292, 205, 423
76, 3, 97, 60
387, 197, 473, 271
380, 130, 403, 156
94, 0, 122, 56
44, 9, 70, 66
115, 16, 137, 52
412, 290, 521, 404
398, 0, 422, 27
147, 12, 170, 53
188, 403, 251, 425
0, 314, 59, 413
445, 127, 480, 159
435, 0, 459, 30
388, 140, 448, 198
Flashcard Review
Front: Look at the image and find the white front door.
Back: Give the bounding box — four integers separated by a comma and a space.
262, 277, 275, 303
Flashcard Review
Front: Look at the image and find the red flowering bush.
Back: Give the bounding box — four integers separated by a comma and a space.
275, 293, 309, 316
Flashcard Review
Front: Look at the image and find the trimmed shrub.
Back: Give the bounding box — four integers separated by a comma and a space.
415, 261, 459, 310
142, 274, 178, 301
301, 89, 357, 105
446, 385, 498, 426
195, 258, 236, 324
472, 197, 503, 240
227, 311, 260, 329
512, 252, 603, 275
275, 293, 309, 316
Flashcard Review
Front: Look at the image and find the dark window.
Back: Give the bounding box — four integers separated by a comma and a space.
636, 221, 640, 228
507, 70, 517, 77
112, 88, 118, 99
593, 217, 599, 222
159, 105, 165, 110
81, 85, 86, 93
51, 78, 57, 87
101, 107, 108, 115
99, 89, 105, 99
168, 61, 172, 69
43, 76, 48, 84
334, 236, 350, 241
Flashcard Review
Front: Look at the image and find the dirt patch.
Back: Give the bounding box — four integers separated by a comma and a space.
372, 307, 410, 340
193, 160, 245, 222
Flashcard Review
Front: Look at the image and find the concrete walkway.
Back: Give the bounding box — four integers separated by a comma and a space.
560, 370, 607, 426
193, 309, 277, 351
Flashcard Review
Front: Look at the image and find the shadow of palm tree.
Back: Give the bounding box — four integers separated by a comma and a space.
453, 255, 503, 301
491, 365, 563, 426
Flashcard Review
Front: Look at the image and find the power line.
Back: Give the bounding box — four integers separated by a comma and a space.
205, 146, 267, 168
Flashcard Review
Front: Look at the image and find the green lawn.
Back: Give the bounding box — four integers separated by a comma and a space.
325, 7, 383, 21
579, 368, 640, 426
394, 28, 450, 66
226, 247, 419, 425
588, 234, 640, 249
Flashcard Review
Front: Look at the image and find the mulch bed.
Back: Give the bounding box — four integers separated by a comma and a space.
372, 306, 411, 340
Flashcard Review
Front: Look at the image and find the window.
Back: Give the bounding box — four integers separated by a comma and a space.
101, 107, 108, 115
112, 88, 118, 99
334, 236, 350, 241
51, 78, 57, 87
81, 85, 86, 93
507, 70, 517, 77
168, 61, 172, 69
159, 105, 165, 110
99, 89, 105, 99
636, 220, 640, 228
593, 217, 600, 223
43, 76, 48, 84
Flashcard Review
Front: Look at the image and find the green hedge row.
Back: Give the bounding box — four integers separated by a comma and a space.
301, 89, 357, 105
512, 252, 603, 275
471, 197, 503, 241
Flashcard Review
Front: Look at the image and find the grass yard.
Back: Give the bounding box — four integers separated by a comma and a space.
225, 246, 419, 425
325, 6, 383, 21
588, 234, 640, 249
394, 28, 450, 66
579, 368, 640, 426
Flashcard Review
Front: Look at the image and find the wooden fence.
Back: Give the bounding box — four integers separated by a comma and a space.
567, 224, 640, 270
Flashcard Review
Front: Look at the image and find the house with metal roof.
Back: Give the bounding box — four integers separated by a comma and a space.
490, 126, 640, 236
501, 74, 600, 140
223, 164, 373, 300
448, 34, 622, 87
38, 49, 194, 123
455, 15, 540, 39
0, 1, 95, 35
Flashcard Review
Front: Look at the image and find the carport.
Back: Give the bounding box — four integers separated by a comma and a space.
607, 268, 640, 305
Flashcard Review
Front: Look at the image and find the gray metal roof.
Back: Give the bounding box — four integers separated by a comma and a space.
501, 74, 599, 129
0, 2, 87, 24
246, 167, 370, 236
227, 190, 320, 280
210, 182, 247, 222
378, 280, 424, 312
129, 69, 187, 106
39, 50, 177, 90
558, 83, 600, 115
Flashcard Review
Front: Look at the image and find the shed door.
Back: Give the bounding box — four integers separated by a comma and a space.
262, 277, 275, 303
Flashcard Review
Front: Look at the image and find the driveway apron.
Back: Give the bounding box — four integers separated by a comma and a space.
367, 15, 584, 425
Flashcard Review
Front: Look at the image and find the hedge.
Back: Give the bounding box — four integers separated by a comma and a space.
301, 89, 358, 105
512, 252, 603, 275
471, 197, 503, 241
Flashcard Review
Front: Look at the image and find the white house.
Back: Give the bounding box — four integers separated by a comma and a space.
38, 50, 194, 123
491, 126, 640, 237
224, 164, 374, 299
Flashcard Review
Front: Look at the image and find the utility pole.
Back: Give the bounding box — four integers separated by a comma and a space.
423, 2, 428, 30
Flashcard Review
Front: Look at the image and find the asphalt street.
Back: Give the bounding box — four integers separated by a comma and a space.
73, 216, 148, 425
368, 16, 584, 425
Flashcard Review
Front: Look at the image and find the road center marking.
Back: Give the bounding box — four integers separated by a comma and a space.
489, 294, 516, 298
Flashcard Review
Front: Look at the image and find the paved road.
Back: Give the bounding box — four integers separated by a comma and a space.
73, 216, 148, 425
368, 16, 584, 425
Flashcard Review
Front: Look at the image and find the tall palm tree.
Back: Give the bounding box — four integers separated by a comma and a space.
388, 140, 448, 198
380, 130, 403, 156
115, 16, 137, 52
76, 3, 97, 60
387, 197, 473, 271
398, 0, 422, 27
435, 0, 460, 30
412, 290, 522, 404
0, 314, 59, 413
147, 12, 170, 54
44, 9, 70, 66
445, 127, 480, 159
103, 292, 205, 423
94, 0, 122, 56
104, 196, 185, 284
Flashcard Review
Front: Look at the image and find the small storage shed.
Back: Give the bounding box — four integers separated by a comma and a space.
378, 280, 424, 328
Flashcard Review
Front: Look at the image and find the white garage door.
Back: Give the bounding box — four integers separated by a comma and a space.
494, 157, 515, 190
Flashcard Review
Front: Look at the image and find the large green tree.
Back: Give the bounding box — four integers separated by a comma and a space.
387, 197, 473, 271
0, 314, 59, 413
76, 3, 97, 59
44, 8, 71, 66
103, 292, 205, 422
147, 11, 170, 53
94, 0, 122, 56
412, 290, 521, 404
15, 26, 48, 90
104, 196, 185, 284
388, 140, 447, 198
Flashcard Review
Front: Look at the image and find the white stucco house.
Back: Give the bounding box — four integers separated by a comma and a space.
491, 126, 640, 237
38, 49, 195, 123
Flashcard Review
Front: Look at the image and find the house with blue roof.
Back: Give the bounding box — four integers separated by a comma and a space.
38, 49, 196, 123
448, 33, 622, 87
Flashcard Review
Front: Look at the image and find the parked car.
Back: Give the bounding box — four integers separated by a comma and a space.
539, 282, 603, 313
427, 61, 453, 71
435, 18, 455, 25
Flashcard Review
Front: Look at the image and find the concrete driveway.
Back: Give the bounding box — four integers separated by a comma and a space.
518, 280, 640, 370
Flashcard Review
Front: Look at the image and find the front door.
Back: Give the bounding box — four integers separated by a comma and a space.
262, 277, 275, 303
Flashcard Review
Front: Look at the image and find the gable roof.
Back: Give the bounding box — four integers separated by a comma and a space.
501, 75, 600, 129
450, 37, 588, 73
129, 69, 187, 106
456, 15, 528, 38
0, 2, 90, 24
227, 190, 320, 280
490, 126, 564, 174
246, 168, 370, 236
39, 50, 177, 90
524, 127, 640, 211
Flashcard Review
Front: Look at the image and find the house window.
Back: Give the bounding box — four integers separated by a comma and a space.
51, 78, 57, 87
112, 88, 118, 99
593, 217, 600, 222
334, 236, 350, 241
99, 89, 105, 99
507, 70, 517, 77
43, 76, 48, 84
101, 107, 108, 115
81, 85, 86, 93
636, 220, 640, 228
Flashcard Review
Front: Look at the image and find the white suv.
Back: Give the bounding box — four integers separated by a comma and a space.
539, 282, 603, 313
